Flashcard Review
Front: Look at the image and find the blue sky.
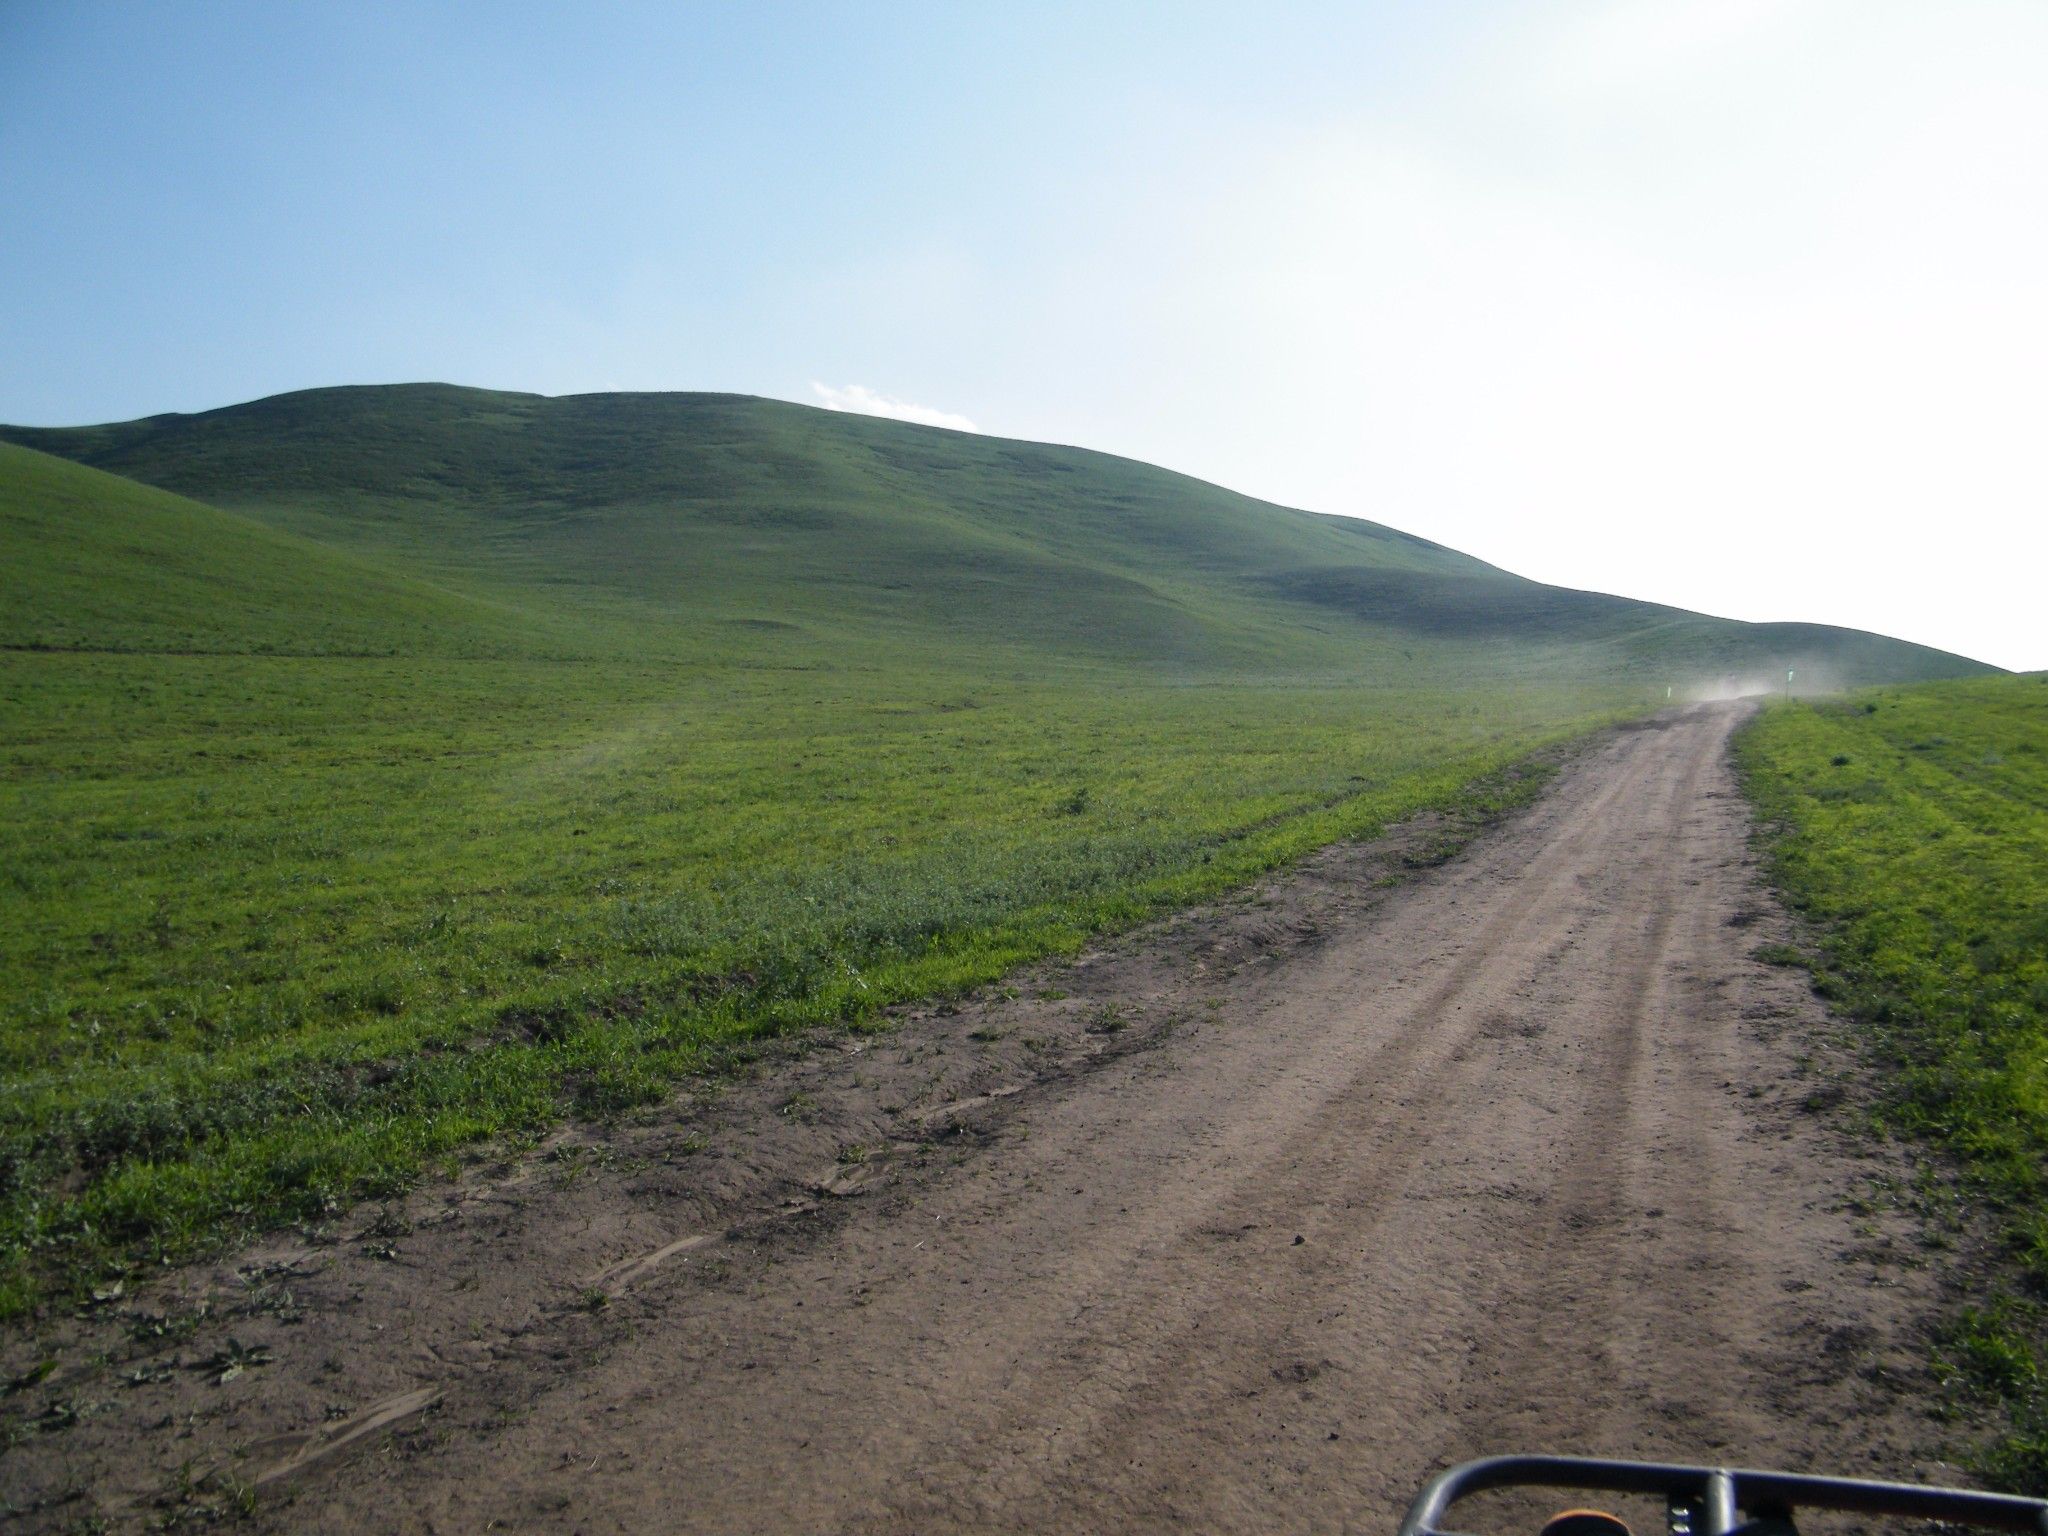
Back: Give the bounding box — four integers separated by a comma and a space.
4, 1, 2043, 667
1, 2, 1436, 418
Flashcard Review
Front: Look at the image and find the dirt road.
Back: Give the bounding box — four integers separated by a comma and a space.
11, 705, 1956, 1532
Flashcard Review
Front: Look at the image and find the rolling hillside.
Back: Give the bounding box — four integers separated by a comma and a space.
1, 384, 1990, 684
0, 441, 542, 658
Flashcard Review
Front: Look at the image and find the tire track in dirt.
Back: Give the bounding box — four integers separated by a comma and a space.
897, 750, 1686, 1529
908, 705, 1711, 1532
1440, 732, 1701, 1466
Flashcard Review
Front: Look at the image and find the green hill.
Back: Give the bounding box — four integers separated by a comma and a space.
0, 383, 1989, 684
0, 441, 541, 658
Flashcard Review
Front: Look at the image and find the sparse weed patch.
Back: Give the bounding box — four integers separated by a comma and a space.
1085, 1005, 1130, 1035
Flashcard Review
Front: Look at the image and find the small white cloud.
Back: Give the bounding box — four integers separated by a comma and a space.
810, 382, 978, 433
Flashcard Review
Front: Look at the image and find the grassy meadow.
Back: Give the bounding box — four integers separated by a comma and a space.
1737, 676, 2048, 1486
1, 646, 1613, 1319
0, 386, 1993, 1317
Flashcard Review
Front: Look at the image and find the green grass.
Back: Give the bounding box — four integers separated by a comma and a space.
0, 386, 1995, 1320
0, 648, 1612, 1320
1737, 676, 2048, 1487
0, 443, 543, 658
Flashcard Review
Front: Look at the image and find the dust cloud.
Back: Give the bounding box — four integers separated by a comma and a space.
1676, 660, 1846, 703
